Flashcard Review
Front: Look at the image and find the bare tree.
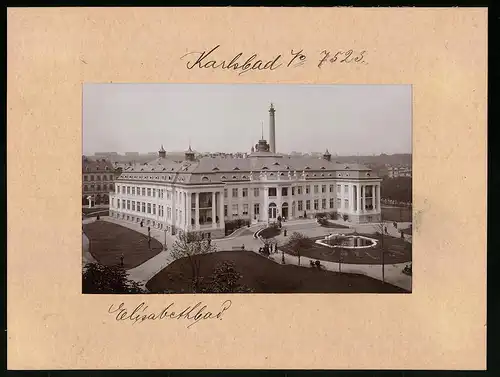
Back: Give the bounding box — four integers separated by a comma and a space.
288, 232, 314, 266
170, 231, 217, 292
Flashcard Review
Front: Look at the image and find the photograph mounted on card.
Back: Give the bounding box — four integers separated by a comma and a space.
7, 7, 486, 370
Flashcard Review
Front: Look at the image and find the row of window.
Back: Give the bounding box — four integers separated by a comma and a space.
223, 185, 339, 199
83, 184, 114, 192
83, 174, 114, 181
220, 198, 343, 217
117, 185, 170, 200
113, 198, 183, 221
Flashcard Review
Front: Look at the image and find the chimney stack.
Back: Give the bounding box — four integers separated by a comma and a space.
269, 103, 276, 153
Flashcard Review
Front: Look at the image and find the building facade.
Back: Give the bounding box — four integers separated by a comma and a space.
82, 157, 118, 205
109, 105, 382, 238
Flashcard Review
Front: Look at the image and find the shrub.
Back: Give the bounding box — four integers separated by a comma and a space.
327, 211, 338, 220
317, 217, 329, 226
225, 219, 251, 235
315, 212, 327, 219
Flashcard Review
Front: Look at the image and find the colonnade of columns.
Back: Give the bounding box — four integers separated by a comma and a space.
189, 191, 225, 231
351, 183, 380, 214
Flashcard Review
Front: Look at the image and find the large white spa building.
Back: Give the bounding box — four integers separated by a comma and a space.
109, 104, 382, 238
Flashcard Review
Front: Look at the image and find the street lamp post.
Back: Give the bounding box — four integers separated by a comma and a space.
147, 226, 151, 251
163, 228, 167, 250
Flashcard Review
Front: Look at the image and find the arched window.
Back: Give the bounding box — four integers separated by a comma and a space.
201, 176, 210, 182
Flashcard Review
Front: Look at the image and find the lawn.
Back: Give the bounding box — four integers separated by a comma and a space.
381, 206, 412, 222
281, 233, 412, 265
259, 226, 281, 239
83, 221, 163, 269
146, 251, 408, 293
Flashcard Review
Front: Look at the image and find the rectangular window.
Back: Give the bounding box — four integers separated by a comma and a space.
254, 188, 259, 197
153, 189, 156, 197
224, 205, 228, 217
337, 198, 341, 208
321, 185, 326, 193
232, 204, 238, 217
314, 199, 319, 210
314, 185, 319, 194
344, 185, 349, 194
117, 199, 120, 208
337, 185, 341, 194
292, 187, 295, 196
224, 189, 228, 198
298, 200, 303, 211
127, 200, 130, 210
142, 202, 146, 212
297, 186, 302, 195
167, 191, 171, 200
268, 187, 277, 197
243, 204, 248, 215
330, 198, 334, 208
147, 203, 151, 214
132, 187, 135, 195
254, 203, 260, 215
147, 188, 151, 197
322, 198, 326, 209
142, 188, 146, 196
344, 199, 349, 208
111, 198, 115, 208
122, 200, 125, 209
153, 204, 156, 215
329, 184, 334, 193
90, 175, 95, 181
127, 186, 130, 195
117, 185, 120, 194
242, 188, 248, 197
232, 188, 238, 198
282, 187, 288, 196
132, 201, 136, 211
306, 185, 310, 194
167, 207, 171, 219
306, 200, 311, 210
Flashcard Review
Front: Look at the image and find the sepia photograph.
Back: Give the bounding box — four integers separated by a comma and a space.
82, 84, 412, 294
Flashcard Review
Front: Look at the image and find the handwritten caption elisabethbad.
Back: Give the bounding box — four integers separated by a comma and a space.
108, 300, 232, 329
181, 45, 368, 75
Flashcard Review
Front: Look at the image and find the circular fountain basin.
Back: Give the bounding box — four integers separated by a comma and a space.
315, 233, 378, 249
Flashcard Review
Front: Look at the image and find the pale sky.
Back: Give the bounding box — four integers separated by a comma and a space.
83, 84, 411, 155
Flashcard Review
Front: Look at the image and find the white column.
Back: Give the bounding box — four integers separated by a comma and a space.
362, 185, 366, 213
350, 184, 355, 213
356, 184, 361, 214
195, 192, 200, 230
186, 192, 191, 230
376, 184, 381, 212
219, 191, 225, 229
212, 191, 216, 228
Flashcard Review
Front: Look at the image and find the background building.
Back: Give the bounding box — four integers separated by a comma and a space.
82, 157, 118, 206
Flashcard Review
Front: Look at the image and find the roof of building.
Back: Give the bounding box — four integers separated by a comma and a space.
82, 156, 115, 173
117, 152, 374, 184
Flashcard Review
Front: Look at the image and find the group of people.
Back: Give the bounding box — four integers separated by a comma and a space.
259, 243, 278, 256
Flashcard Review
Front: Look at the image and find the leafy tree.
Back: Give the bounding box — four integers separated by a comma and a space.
287, 232, 314, 266
170, 231, 218, 292
82, 262, 145, 294
202, 261, 253, 293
